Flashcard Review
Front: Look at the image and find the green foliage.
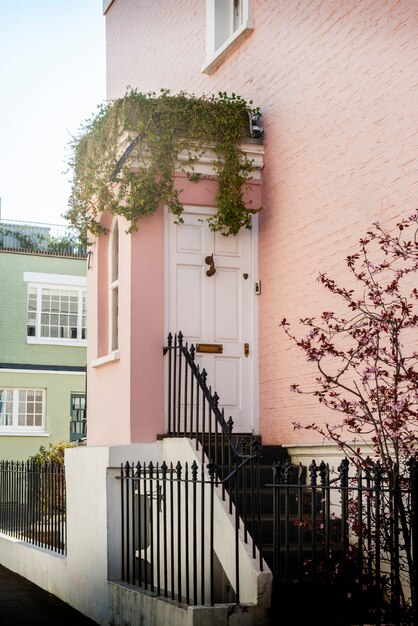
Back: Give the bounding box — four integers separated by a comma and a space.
29, 441, 75, 465
45, 233, 85, 256
0, 225, 41, 251
66, 89, 261, 238
0, 224, 85, 256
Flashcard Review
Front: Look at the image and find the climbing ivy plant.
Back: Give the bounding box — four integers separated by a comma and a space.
66, 89, 261, 240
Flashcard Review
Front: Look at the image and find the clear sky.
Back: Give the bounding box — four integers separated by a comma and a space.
0, 0, 106, 225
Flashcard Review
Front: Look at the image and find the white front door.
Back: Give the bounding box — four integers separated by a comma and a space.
166, 205, 257, 433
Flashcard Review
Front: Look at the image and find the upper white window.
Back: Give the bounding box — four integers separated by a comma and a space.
203, 0, 254, 74
109, 219, 119, 352
0, 388, 45, 433
24, 273, 87, 346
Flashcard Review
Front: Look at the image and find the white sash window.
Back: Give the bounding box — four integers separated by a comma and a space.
24, 273, 87, 346
203, 0, 253, 73
0, 388, 45, 432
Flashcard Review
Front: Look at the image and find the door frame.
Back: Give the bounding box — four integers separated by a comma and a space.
163, 204, 259, 434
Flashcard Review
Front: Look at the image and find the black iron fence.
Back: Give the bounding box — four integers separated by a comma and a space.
119, 454, 264, 606
270, 458, 418, 626
162, 331, 418, 622
0, 460, 66, 555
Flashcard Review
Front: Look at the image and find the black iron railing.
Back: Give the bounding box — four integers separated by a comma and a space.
0, 219, 86, 258
270, 458, 418, 626
0, 460, 66, 554
164, 332, 243, 483
119, 454, 263, 606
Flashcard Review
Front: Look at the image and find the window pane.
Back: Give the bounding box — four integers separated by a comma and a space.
0, 389, 13, 426
111, 286, 118, 351
28, 295, 37, 311
111, 221, 119, 282
17, 389, 44, 429
233, 0, 243, 31
215, 0, 233, 50
27, 288, 38, 338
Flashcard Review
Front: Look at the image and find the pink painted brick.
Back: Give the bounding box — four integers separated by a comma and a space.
104, 0, 418, 445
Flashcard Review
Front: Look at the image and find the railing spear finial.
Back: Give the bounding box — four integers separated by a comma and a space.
191, 460, 198, 481
338, 458, 349, 488
284, 459, 293, 485
319, 460, 328, 486
176, 461, 182, 479
309, 460, 318, 487
207, 460, 217, 480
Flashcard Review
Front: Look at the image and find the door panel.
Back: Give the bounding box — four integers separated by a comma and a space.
177, 265, 202, 338
214, 230, 240, 256
214, 268, 239, 340
214, 357, 241, 408
177, 221, 203, 253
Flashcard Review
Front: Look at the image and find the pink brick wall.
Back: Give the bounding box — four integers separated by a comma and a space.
105, 0, 418, 445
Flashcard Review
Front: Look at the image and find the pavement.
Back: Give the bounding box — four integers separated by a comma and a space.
0, 565, 99, 625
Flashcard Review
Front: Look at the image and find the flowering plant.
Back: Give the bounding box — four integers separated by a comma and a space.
281, 212, 418, 619
281, 212, 418, 477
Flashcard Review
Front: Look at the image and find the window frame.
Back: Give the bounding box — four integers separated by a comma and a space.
24, 272, 87, 347
0, 387, 46, 434
202, 0, 254, 74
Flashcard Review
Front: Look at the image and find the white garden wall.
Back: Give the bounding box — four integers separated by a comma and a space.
0, 440, 269, 625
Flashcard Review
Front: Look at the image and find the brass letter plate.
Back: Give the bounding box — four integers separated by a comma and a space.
196, 343, 223, 354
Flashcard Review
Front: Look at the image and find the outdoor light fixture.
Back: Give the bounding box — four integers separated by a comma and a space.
248, 111, 263, 139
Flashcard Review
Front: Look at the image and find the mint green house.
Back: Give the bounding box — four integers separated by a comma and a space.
0, 220, 87, 460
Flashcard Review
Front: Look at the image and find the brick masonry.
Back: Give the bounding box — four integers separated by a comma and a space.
105, 0, 418, 445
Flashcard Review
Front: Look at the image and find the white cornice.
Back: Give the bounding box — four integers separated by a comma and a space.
116, 131, 264, 180
23, 272, 87, 287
